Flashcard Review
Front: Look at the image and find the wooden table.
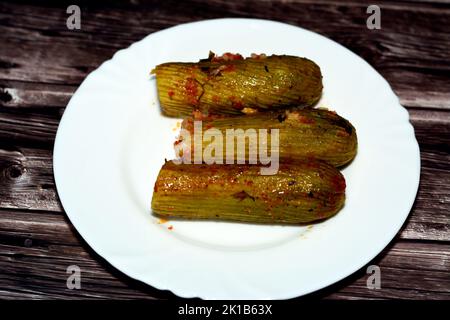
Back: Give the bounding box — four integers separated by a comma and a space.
0, 0, 448, 300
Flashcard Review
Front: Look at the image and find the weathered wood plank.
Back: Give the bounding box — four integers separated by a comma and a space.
0, 1, 449, 108
400, 109, 450, 241
0, 208, 448, 299
0, 101, 448, 151
0, 81, 74, 108
0, 0, 449, 300
0, 209, 175, 299
0, 108, 448, 240
0, 108, 448, 239
399, 168, 450, 241
0, 110, 60, 148
0, 210, 75, 244
321, 241, 450, 300
0, 148, 61, 212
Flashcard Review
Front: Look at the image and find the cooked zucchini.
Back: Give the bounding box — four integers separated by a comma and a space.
151, 53, 323, 117
151, 160, 346, 224
179, 109, 357, 167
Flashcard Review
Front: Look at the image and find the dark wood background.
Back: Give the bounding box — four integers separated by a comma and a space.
0, 0, 449, 300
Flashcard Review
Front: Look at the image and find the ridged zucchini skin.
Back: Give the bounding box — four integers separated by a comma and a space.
151, 160, 346, 224
180, 109, 357, 167
151, 54, 323, 117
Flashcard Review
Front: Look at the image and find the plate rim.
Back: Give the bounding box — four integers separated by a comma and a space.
53, 17, 421, 299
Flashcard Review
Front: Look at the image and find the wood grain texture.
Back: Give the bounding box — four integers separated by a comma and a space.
0, 114, 447, 240
320, 241, 450, 300
0, 81, 74, 108
0, 0, 449, 299
0, 211, 175, 299
0, 0, 449, 108
0, 148, 61, 211
0, 209, 448, 299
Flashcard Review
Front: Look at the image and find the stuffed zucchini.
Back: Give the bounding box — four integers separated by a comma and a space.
178, 109, 357, 167
151, 160, 345, 224
151, 52, 323, 117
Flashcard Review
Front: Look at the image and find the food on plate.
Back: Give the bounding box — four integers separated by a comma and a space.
179, 108, 357, 167
150, 52, 357, 225
151, 52, 323, 117
151, 160, 345, 224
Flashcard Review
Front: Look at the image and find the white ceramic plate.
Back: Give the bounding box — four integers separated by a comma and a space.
54, 18, 420, 299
